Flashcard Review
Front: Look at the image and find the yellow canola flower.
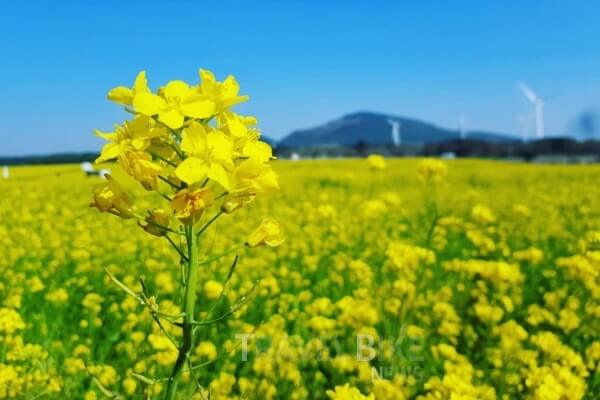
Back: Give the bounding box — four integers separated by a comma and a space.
84, 391, 97, 400
171, 187, 214, 225
45, 288, 69, 304
198, 69, 248, 113
219, 111, 257, 139
0, 308, 26, 335
471, 204, 496, 224
233, 156, 279, 192
367, 154, 386, 170
94, 68, 277, 225
133, 78, 215, 129
28, 276, 45, 292
195, 341, 218, 360
122, 377, 137, 395
308, 316, 337, 332
5, 155, 600, 398
240, 137, 274, 163
175, 122, 234, 189
246, 218, 285, 248
95, 115, 166, 163
89, 69, 281, 398
82, 293, 104, 314
88, 364, 118, 387
219, 112, 276, 165
326, 384, 374, 400
204, 280, 224, 300
90, 175, 136, 219
118, 151, 163, 190
140, 209, 171, 236
107, 70, 149, 106
417, 158, 448, 183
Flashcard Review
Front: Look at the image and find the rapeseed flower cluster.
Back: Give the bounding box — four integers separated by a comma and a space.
91, 69, 282, 398
93, 69, 279, 224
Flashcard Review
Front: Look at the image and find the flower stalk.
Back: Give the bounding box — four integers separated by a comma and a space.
164, 225, 198, 399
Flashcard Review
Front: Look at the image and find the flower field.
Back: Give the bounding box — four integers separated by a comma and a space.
0, 158, 599, 399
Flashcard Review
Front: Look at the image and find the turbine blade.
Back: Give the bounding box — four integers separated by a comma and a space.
518, 82, 538, 103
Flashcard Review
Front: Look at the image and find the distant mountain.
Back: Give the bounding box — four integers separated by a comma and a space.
278, 111, 515, 148
465, 130, 518, 143
0, 152, 98, 166
566, 109, 600, 140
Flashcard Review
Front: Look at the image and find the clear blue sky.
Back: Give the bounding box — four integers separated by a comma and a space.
1, 1, 600, 155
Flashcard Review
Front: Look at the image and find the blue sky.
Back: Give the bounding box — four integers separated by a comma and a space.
1, 1, 600, 155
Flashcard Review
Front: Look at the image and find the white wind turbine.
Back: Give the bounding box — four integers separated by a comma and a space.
517, 114, 529, 142
387, 119, 401, 146
458, 115, 467, 139
519, 82, 545, 139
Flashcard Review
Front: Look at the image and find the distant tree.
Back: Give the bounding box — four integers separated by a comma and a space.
354, 140, 368, 156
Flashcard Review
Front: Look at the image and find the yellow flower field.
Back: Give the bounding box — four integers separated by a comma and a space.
0, 159, 599, 399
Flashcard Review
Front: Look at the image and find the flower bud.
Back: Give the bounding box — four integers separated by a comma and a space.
171, 187, 214, 225
90, 175, 136, 219
221, 194, 255, 214
118, 151, 162, 191
141, 209, 171, 236
246, 218, 284, 248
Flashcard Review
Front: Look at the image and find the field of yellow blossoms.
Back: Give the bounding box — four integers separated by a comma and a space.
0, 158, 599, 399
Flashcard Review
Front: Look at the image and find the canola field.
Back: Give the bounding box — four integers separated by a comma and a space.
0, 159, 599, 399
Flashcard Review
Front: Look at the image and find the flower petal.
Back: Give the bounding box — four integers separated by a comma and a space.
162, 80, 191, 100
133, 92, 166, 116
107, 86, 133, 105
181, 123, 207, 155
94, 129, 116, 141
175, 157, 209, 185
133, 71, 149, 93
227, 116, 247, 137
208, 163, 231, 191
207, 132, 233, 165
158, 109, 184, 129
181, 99, 215, 119
96, 143, 122, 163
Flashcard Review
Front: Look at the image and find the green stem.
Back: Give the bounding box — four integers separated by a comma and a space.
150, 151, 177, 168
164, 235, 189, 263
196, 211, 224, 240
198, 246, 243, 266
164, 224, 198, 399
424, 200, 439, 248
158, 192, 173, 202
159, 175, 183, 190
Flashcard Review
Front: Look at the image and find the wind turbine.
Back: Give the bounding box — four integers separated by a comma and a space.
517, 114, 529, 143
458, 115, 467, 139
518, 82, 545, 139
387, 119, 401, 146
